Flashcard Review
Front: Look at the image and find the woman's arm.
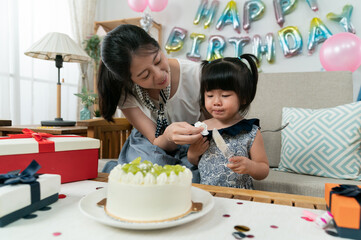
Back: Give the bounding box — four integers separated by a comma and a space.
122, 107, 204, 152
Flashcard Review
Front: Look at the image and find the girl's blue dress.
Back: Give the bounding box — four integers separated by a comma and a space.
198, 119, 260, 189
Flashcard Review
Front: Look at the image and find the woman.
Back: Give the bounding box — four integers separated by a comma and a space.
98, 24, 204, 182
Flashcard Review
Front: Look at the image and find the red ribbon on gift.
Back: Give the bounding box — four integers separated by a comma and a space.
3, 128, 81, 153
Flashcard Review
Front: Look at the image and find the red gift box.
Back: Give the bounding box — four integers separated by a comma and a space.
0, 129, 100, 183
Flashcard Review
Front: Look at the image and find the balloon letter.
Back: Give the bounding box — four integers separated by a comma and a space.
320, 32, 361, 72
228, 37, 250, 57
278, 26, 303, 58
273, 0, 297, 28
243, 0, 266, 33
327, 4, 355, 34
186, 33, 206, 62
253, 33, 275, 63
165, 27, 188, 54
307, 18, 332, 55
216, 0, 241, 34
193, 0, 220, 29
305, 0, 318, 12
206, 35, 226, 61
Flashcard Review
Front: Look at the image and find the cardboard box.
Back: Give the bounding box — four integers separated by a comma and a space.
325, 183, 361, 239
0, 134, 100, 183
0, 173, 61, 227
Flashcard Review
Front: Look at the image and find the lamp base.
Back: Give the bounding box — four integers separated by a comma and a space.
41, 118, 76, 127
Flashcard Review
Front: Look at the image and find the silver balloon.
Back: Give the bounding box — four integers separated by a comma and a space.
228, 37, 250, 57
253, 33, 275, 63
140, 12, 153, 33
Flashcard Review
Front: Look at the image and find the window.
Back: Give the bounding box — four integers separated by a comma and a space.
0, 0, 80, 125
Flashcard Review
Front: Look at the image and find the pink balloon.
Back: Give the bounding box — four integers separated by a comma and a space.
148, 0, 168, 12
319, 32, 361, 72
128, 0, 148, 12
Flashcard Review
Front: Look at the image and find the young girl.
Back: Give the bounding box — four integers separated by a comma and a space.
187, 54, 269, 189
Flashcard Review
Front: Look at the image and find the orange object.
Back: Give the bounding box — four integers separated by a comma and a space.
325, 183, 361, 239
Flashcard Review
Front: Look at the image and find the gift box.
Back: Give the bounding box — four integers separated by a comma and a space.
325, 183, 361, 239
0, 160, 61, 227
0, 129, 100, 183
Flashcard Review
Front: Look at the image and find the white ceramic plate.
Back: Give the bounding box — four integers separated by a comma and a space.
79, 186, 214, 230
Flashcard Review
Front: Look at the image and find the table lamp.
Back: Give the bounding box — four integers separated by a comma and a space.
24, 32, 91, 126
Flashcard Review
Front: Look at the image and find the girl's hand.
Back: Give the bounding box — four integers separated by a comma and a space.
187, 137, 209, 165
164, 122, 204, 145
227, 156, 252, 174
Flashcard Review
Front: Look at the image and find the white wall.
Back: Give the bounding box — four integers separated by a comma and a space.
96, 0, 361, 100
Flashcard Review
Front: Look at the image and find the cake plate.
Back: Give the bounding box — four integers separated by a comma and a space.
79, 187, 215, 230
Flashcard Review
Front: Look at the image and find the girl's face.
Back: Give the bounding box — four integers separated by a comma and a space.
130, 50, 170, 90
204, 89, 240, 121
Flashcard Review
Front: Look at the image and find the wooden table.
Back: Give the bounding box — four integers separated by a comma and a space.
93, 172, 327, 210
0, 125, 88, 136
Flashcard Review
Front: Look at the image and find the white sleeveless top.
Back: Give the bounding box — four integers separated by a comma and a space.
119, 59, 202, 124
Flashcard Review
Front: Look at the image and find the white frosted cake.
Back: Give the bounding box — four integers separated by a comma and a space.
106, 158, 193, 222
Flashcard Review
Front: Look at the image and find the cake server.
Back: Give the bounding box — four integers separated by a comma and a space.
212, 128, 234, 159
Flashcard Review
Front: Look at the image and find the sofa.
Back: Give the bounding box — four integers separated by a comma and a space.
249, 71, 360, 197
96, 71, 360, 198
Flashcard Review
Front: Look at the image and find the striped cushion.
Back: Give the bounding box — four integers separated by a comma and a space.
277, 102, 361, 180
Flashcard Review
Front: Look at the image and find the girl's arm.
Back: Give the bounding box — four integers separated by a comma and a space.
227, 130, 269, 180
122, 107, 203, 152
187, 137, 209, 166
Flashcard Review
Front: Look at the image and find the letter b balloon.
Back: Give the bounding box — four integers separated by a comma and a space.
319, 32, 361, 72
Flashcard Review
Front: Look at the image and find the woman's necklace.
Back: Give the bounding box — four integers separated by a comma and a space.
135, 84, 171, 137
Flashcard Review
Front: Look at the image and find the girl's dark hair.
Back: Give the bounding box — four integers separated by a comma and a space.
200, 54, 259, 117
98, 24, 160, 121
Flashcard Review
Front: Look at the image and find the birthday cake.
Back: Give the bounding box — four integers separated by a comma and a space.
106, 158, 193, 222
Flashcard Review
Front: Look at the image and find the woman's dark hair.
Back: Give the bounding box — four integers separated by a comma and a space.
200, 54, 259, 117
98, 24, 160, 121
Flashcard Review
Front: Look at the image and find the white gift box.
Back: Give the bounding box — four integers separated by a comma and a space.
0, 174, 61, 227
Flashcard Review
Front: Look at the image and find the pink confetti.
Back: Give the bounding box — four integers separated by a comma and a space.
96, 187, 104, 190
301, 216, 314, 222
247, 235, 255, 238
58, 194, 67, 199
53, 232, 62, 236
237, 202, 243, 205
270, 225, 279, 229
223, 214, 231, 218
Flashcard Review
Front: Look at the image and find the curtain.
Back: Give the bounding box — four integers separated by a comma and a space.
0, 0, 81, 125
68, 0, 98, 116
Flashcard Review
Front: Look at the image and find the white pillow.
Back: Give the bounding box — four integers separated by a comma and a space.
277, 102, 361, 180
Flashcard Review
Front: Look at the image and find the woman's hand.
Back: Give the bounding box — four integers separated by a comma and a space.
163, 122, 204, 145
187, 137, 209, 166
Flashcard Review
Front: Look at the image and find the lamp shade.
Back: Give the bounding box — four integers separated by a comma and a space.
24, 32, 91, 63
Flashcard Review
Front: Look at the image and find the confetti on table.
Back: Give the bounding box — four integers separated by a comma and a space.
58, 194, 67, 199
53, 232, 62, 237
223, 214, 231, 218
234, 225, 250, 232
236, 202, 243, 205
96, 187, 104, 190
270, 225, 279, 229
